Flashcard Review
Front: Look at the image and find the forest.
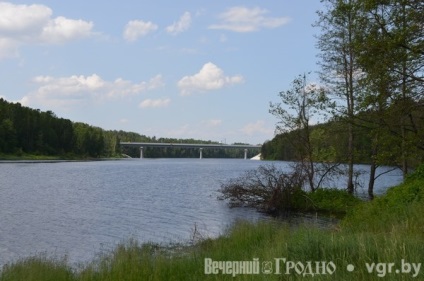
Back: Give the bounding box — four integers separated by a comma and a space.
259, 0, 423, 196
0, 98, 255, 159
261, 101, 424, 167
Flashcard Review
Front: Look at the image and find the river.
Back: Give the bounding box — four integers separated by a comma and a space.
0, 159, 403, 267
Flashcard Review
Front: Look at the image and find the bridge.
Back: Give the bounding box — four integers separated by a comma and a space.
119, 142, 262, 159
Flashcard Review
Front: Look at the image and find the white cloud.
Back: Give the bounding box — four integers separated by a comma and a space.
209, 6, 290, 32
0, 2, 93, 59
0, 2, 51, 35
123, 20, 158, 42
166, 12, 191, 35
40, 16, 93, 44
240, 120, 273, 136
139, 98, 171, 108
24, 73, 163, 108
177, 62, 244, 96
108, 75, 164, 98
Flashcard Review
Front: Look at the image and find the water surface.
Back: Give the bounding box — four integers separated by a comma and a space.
0, 159, 402, 266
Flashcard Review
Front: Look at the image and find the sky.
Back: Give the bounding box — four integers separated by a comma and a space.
0, 0, 324, 145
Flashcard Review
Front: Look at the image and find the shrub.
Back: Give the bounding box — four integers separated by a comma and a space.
219, 165, 305, 214
307, 188, 361, 213
405, 163, 424, 182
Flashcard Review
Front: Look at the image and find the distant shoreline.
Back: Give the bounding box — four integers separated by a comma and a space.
0, 158, 126, 164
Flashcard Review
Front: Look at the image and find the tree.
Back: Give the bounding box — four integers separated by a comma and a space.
316, 0, 365, 194
270, 73, 330, 192
0, 119, 17, 153
355, 0, 424, 177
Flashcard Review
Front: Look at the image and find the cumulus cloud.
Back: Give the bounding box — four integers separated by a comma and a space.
177, 62, 244, 96
123, 20, 158, 42
0, 2, 51, 35
209, 6, 290, 32
0, 2, 93, 58
24, 73, 163, 108
40, 16, 93, 44
139, 98, 171, 108
166, 12, 191, 35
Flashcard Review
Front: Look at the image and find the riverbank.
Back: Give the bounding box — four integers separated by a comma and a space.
1, 165, 423, 280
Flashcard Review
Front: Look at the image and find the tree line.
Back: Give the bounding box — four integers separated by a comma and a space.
263, 0, 423, 198
0, 98, 118, 158
0, 98, 256, 159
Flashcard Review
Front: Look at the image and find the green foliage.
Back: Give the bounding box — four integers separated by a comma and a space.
405, 163, 424, 182
269, 73, 332, 191
342, 164, 424, 233
263, 104, 424, 167
0, 119, 17, 153
307, 188, 361, 214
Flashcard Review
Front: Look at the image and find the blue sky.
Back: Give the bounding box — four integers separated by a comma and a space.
0, 1, 324, 145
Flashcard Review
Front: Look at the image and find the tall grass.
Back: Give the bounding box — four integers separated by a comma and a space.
2, 166, 424, 280
1, 222, 423, 280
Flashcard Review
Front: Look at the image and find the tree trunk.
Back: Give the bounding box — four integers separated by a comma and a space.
347, 122, 355, 194
368, 161, 376, 200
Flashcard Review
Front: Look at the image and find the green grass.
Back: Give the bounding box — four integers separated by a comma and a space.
3, 221, 422, 280
2, 166, 424, 280
301, 188, 362, 214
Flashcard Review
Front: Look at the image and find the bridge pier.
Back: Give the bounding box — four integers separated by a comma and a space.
140, 147, 143, 159
244, 149, 248, 160
200, 148, 203, 159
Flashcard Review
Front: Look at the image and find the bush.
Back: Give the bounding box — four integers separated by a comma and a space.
219, 165, 362, 215
219, 165, 305, 214
307, 188, 361, 213
406, 163, 424, 182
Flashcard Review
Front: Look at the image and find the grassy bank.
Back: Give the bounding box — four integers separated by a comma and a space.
2, 167, 424, 280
